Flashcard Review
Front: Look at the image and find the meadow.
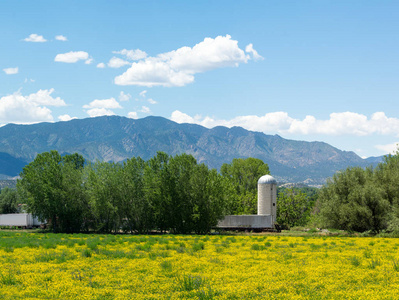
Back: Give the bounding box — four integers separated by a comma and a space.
0, 231, 399, 299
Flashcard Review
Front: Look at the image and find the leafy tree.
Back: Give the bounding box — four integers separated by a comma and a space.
121, 156, 150, 233
18, 151, 88, 233
84, 161, 125, 233
221, 158, 269, 214
373, 152, 399, 232
190, 166, 227, 234
277, 188, 314, 228
144, 152, 171, 233
144, 152, 227, 234
0, 187, 19, 214
317, 166, 390, 232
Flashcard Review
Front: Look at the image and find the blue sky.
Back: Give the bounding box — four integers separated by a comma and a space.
1, 1, 398, 158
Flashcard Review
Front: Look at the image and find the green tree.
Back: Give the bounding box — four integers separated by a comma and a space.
144, 152, 227, 234
317, 166, 390, 232
18, 151, 88, 233
373, 151, 399, 232
144, 152, 170, 233
277, 188, 314, 228
121, 156, 150, 233
190, 166, 227, 234
0, 187, 19, 214
84, 161, 124, 233
221, 158, 269, 214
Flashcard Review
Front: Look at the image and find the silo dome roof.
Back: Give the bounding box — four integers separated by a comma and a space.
258, 175, 277, 184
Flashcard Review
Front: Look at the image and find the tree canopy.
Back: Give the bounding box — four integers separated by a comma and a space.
221, 157, 270, 214
18, 150, 229, 234
317, 150, 399, 233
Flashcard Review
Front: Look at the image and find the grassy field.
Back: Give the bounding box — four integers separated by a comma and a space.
0, 231, 399, 299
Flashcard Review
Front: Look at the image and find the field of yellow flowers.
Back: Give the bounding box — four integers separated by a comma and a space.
1, 231, 399, 299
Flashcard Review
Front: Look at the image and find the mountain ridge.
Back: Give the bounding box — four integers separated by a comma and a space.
0, 115, 382, 185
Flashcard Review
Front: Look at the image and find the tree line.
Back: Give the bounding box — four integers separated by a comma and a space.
317, 151, 399, 233
1, 149, 321, 233
10, 150, 297, 234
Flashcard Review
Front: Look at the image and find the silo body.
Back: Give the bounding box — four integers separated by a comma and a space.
257, 175, 277, 222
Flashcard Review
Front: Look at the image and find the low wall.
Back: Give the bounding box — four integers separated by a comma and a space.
217, 214, 273, 229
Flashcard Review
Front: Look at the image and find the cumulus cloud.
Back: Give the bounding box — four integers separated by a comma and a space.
113, 49, 147, 61
0, 89, 65, 124
140, 106, 151, 114
55, 35, 68, 41
3, 67, 18, 75
119, 91, 131, 102
245, 43, 263, 61
83, 98, 122, 117
86, 108, 116, 118
24, 34, 47, 42
128, 112, 138, 119
97, 63, 106, 68
375, 143, 399, 155
54, 51, 91, 63
27, 89, 66, 107
58, 114, 77, 121
114, 35, 259, 87
170, 110, 399, 137
85, 58, 93, 65
115, 60, 194, 87
108, 57, 130, 68
83, 98, 122, 109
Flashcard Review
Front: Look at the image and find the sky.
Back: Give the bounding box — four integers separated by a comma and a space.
1, 1, 399, 158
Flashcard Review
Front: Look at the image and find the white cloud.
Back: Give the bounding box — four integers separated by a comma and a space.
0, 89, 65, 124
54, 51, 90, 63
55, 35, 68, 41
140, 106, 151, 114
85, 58, 93, 65
375, 143, 399, 155
147, 98, 157, 104
86, 108, 116, 118
113, 49, 147, 60
97, 63, 106, 68
108, 57, 130, 68
119, 91, 131, 102
27, 89, 66, 107
3, 67, 18, 75
245, 43, 263, 61
115, 59, 194, 87
171, 110, 196, 124
139, 90, 147, 97
287, 112, 399, 136
24, 34, 47, 42
163, 35, 249, 73
128, 112, 138, 119
83, 98, 122, 109
114, 35, 257, 87
58, 114, 77, 121
170, 110, 399, 137
83, 97, 122, 118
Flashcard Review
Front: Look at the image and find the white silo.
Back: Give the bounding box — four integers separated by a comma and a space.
257, 175, 277, 221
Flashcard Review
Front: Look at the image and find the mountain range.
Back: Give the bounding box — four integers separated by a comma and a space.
0, 115, 384, 185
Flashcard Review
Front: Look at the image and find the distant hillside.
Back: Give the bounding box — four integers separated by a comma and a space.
365, 156, 385, 164
0, 152, 27, 179
0, 180, 17, 190
0, 115, 378, 185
